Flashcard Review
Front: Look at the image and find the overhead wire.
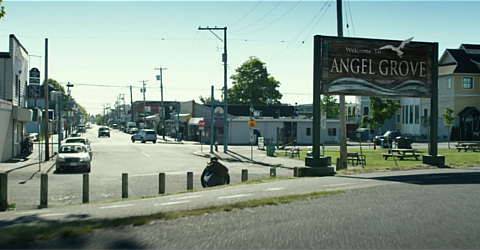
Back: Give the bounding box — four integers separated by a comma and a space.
233, 0, 284, 33
228, 0, 264, 28
236, 0, 302, 35
346, 0, 356, 37
268, 0, 332, 62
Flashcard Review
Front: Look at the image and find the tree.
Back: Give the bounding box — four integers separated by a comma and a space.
442, 108, 456, 149
198, 96, 220, 105
361, 97, 401, 132
0, 0, 5, 21
228, 57, 282, 105
321, 95, 339, 119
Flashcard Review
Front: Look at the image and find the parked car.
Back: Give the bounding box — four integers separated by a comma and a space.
77, 125, 86, 133
132, 129, 157, 143
374, 131, 401, 145
98, 126, 110, 138
56, 143, 92, 173
64, 137, 92, 158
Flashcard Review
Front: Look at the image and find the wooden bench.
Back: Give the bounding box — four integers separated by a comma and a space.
286, 148, 300, 157
347, 152, 366, 166
383, 153, 420, 160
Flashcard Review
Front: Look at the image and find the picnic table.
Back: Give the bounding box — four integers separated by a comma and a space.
383, 149, 420, 160
347, 152, 366, 166
455, 142, 480, 152
285, 148, 300, 158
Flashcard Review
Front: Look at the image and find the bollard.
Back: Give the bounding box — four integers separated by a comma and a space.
241, 169, 248, 182
40, 173, 48, 208
294, 167, 299, 177
187, 172, 193, 190
270, 168, 276, 178
122, 173, 128, 199
159, 173, 165, 194
83, 173, 89, 203
0, 173, 7, 210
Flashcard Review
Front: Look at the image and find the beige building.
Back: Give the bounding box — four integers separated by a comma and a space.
433, 44, 480, 141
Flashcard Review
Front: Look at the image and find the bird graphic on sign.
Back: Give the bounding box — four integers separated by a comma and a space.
379, 37, 414, 58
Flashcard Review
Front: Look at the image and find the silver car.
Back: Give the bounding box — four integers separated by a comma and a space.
56, 143, 92, 173
132, 129, 157, 143
64, 137, 92, 158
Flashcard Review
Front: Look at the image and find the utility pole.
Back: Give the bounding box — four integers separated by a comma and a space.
337, 0, 347, 170
139, 80, 148, 124
44, 38, 49, 161
198, 26, 228, 152
130, 85, 134, 122
155, 67, 167, 140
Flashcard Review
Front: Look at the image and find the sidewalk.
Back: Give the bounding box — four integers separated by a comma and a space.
0, 141, 57, 174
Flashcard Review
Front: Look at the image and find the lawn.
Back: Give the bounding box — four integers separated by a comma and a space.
275, 148, 480, 172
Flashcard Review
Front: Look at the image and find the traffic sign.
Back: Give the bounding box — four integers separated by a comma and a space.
198, 120, 205, 127
29, 85, 40, 97
247, 118, 257, 129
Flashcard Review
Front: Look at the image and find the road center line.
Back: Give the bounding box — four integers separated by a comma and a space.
323, 183, 353, 187
170, 195, 203, 200
155, 201, 190, 206
100, 204, 134, 209
266, 188, 285, 191
218, 194, 254, 199
142, 152, 150, 157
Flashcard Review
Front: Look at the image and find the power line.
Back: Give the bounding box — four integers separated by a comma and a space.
235, 1, 302, 35
228, 0, 264, 27
233, 1, 284, 33
346, 0, 356, 37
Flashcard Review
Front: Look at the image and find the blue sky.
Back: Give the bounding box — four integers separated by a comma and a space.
1, 1, 479, 115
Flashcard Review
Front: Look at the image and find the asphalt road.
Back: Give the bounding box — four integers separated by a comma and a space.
5, 127, 294, 210
4, 168, 480, 249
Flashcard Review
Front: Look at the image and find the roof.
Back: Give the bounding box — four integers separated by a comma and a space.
458, 107, 480, 117
217, 105, 295, 118
444, 49, 480, 74
461, 44, 480, 50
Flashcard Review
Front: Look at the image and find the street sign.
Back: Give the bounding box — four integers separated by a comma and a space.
247, 118, 257, 129
198, 120, 205, 127
29, 85, 40, 97
29, 68, 40, 84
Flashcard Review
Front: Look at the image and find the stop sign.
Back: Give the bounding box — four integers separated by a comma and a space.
198, 120, 205, 127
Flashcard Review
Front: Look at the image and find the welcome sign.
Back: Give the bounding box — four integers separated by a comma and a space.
317, 36, 435, 97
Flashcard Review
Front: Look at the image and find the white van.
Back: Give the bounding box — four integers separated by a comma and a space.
126, 122, 137, 134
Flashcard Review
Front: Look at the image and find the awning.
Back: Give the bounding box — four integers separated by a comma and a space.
188, 117, 204, 126
145, 114, 160, 122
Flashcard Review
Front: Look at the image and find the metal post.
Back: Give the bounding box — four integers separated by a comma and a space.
187, 172, 193, 190
159, 173, 165, 194
0, 173, 7, 210
210, 85, 214, 153
44, 38, 49, 161
241, 169, 248, 182
337, 0, 347, 169
40, 173, 48, 208
57, 95, 62, 152
83, 173, 89, 203
223, 27, 228, 153
122, 173, 128, 198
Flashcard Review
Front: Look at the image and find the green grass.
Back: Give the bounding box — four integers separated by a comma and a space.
275, 147, 480, 173
0, 190, 345, 246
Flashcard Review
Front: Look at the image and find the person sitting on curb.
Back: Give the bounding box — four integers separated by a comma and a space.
201, 156, 230, 188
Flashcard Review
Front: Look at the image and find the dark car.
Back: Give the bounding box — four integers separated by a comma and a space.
98, 126, 110, 138
77, 125, 86, 133
375, 131, 401, 145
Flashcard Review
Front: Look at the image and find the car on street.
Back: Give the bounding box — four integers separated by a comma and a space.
77, 125, 86, 133
98, 126, 110, 138
56, 143, 92, 173
132, 129, 157, 143
374, 131, 401, 145
64, 137, 92, 158
129, 127, 139, 134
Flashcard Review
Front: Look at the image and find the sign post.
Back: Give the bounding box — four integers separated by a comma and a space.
198, 120, 205, 153
247, 118, 257, 161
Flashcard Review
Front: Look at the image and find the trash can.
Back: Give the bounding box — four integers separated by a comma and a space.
266, 143, 275, 156
380, 139, 385, 148
396, 136, 405, 148
405, 137, 412, 149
